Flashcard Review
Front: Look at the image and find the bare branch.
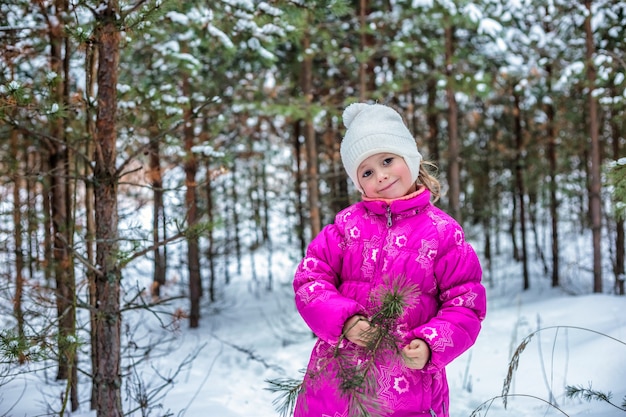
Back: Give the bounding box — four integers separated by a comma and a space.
119, 230, 187, 268
55, 232, 104, 278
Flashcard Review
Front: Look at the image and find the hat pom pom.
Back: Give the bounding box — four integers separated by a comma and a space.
342, 103, 370, 129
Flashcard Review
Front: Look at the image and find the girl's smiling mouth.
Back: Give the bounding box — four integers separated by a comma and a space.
379, 180, 398, 193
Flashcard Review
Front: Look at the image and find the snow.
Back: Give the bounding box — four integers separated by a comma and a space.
1, 244, 625, 417
166, 11, 190, 26
208, 25, 236, 49
477, 18, 502, 38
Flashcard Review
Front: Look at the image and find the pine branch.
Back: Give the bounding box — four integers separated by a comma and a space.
566, 384, 626, 412
265, 376, 303, 417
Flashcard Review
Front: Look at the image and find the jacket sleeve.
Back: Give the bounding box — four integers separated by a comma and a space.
293, 223, 366, 345
409, 216, 487, 371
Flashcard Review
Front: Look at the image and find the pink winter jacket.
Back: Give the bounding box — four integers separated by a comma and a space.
293, 189, 486, 417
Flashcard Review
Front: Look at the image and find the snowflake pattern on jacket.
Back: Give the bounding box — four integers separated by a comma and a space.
293, 189, 487, 417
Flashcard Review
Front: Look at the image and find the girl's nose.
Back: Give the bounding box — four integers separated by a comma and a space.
378, 171, 388, 182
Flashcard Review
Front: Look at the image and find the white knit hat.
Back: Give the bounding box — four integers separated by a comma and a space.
340, 103, 422, 193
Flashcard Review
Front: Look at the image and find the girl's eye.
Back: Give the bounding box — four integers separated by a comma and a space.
362, 169, 373, 178
383, 157, 394, 166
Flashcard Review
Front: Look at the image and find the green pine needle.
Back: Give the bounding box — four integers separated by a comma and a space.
265, 376, 303, 417
566, 383, 626, 412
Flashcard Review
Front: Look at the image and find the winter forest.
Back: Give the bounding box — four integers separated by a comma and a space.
1, 0, 625, 416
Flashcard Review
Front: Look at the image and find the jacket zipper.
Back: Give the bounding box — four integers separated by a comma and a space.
386, 205, 392, 227
429, 409, 437, 417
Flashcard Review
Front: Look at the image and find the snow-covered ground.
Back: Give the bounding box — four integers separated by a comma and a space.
1, 246, 625, 417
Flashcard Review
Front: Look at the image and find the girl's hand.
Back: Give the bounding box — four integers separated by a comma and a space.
342, 315, 371, 347
402, 338, 430, 369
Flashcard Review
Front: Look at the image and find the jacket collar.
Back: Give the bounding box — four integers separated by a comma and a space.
361, 186, 431, 216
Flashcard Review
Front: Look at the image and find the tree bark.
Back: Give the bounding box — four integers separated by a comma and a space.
92, 1, 123, 414
544, 61, 560, 287
26, 147, 38, 280
11, 128, 25, 343
426, 68, 440, 165
293, 121, 306, 257
445, 23, 462, 223
183, 76, 201, 328
358, 0, 367, 102
46, 1, 78, 407
260, 159, 273, 290
84, 37, 98, 409
147, 125, 166, 298
222, 178, 232, 285
513, 90, 530, 290
230, 160, 242, 278
302, 29, 321, 239
584, 0, 603, 293
324, 117, 348, 217
610, 98, 624, 294
41, 154, 53, 283
205, 158, 216, 302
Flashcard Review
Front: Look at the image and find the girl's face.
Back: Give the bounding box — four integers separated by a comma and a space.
357, 152, 414, 199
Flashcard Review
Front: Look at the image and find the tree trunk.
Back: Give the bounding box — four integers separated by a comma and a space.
302, 29, 321, 239
250, 162, 262, 248
358, 0, 367, 102
610, 97, 624, 294
445, 24, 462, 223
11, 128, 25, 342
541, 12, 560, 288
513, 90, 530, 290
544, 64, 560, 287
84, 38, 99, 409
147, 125, 166, 298
426, 69, 440, 165
26, 147, 38, 280
222, 178, 232, 285
92, 1, 123, 415
41, 154, 53, 283
324, 117, 348, 217
293, 121, 306, 257
205, 159, 216, 302
584, 0, 603, 293
260, 160, 273, 290
47, 3, 78, 407
64, 17, 79, 412
231, 161, 242, 276
183, 76, 201, 328
510, 180, 519, 261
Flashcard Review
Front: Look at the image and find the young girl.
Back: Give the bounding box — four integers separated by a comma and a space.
293, 103, 487, 417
